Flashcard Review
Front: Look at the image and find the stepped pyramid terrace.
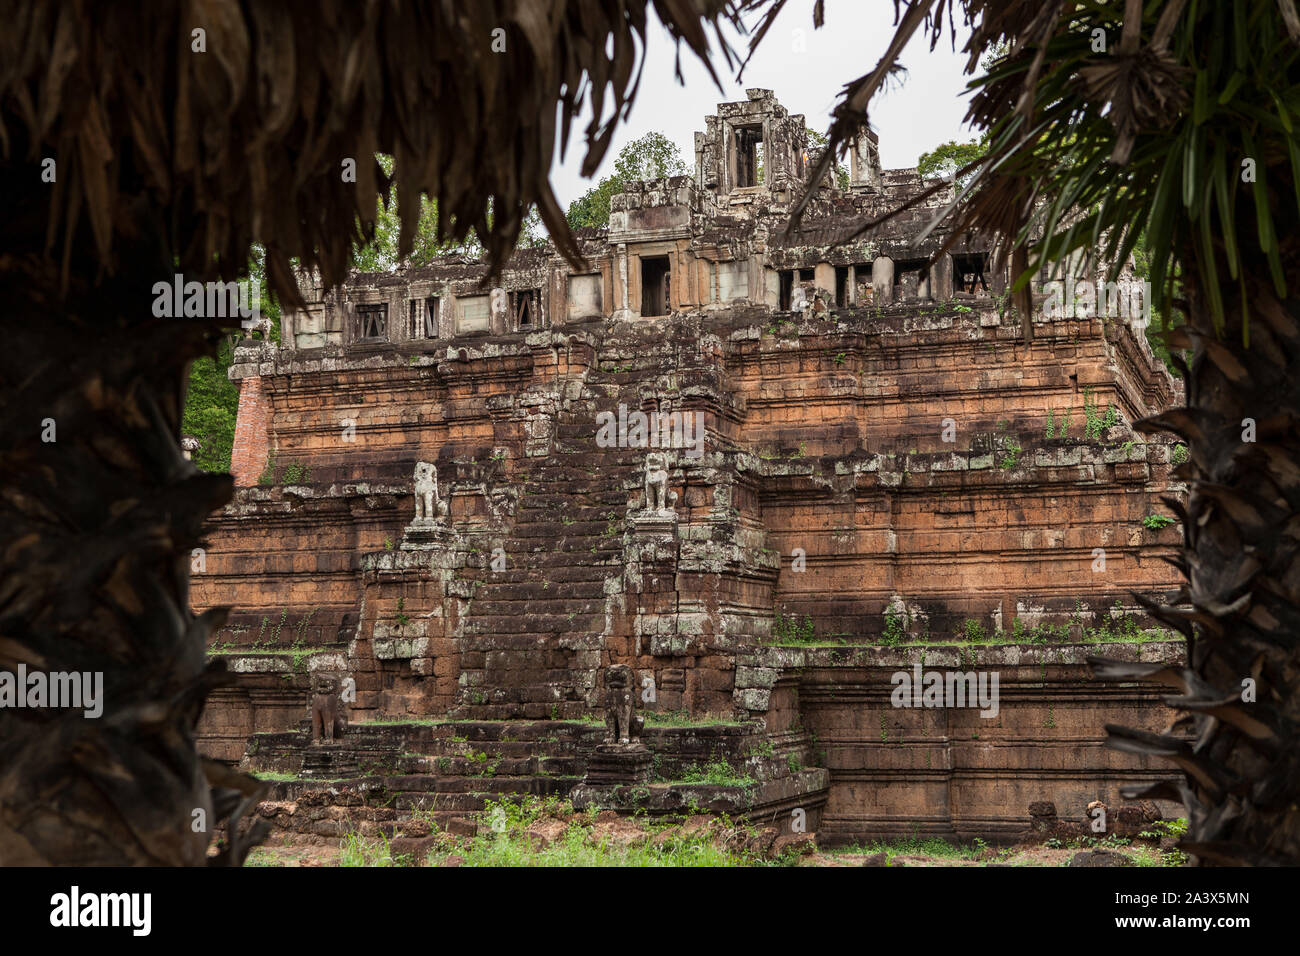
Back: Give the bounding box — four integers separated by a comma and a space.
193, 90, 1188, 847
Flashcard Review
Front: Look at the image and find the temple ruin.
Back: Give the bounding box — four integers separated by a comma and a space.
194, 91, 1187, 846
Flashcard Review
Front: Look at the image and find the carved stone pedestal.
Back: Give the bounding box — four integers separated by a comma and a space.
401, 518, 453, 550
584, 742, 652, 785
300, 743, 359, 778
630, 510, 677, 534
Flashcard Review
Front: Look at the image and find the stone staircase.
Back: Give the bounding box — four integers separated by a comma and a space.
451, 359, 660, 719
246, 721, 594, 835
242, 717, 828, 842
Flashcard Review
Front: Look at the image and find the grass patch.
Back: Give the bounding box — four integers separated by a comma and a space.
339, 832, 413, 867
422, 797, 782, 868
641, 710, 750, 728
673, 759, 757, 789
832, 834, 979, 862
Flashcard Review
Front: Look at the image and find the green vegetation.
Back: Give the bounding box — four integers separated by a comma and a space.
416, 797, 779, 868
1171, 443, 1189, 465
1082, 387, 1121, 439
769, 610, 817, 644
917, 132, 989, 189
832, 832, 980, 863
183, 335, 243, 473
801, 128, 851, 190
351, 154, 543, 272
464, 749, 501, 777
641, 710, 747, 728
566, 132, 688, 229
880, 607, 907, 646
674, 759, 756, 789
257, 452, 278, 486
251, 771, 300, 782
1143, 514, 1176, 531
1044, 408, 1070, 439
340, 832, 412, 867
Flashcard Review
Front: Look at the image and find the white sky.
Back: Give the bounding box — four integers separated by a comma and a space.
549, 0, 982, 207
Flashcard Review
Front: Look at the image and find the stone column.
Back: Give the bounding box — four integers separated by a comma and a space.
814, 262, 835, 299
931, 255, 953, 302
618, 243, 629, 311
872, 256, 894, 305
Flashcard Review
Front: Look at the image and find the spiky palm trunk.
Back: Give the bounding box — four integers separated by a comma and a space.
1092, 231, 1300, 865
0, 225, 266, 863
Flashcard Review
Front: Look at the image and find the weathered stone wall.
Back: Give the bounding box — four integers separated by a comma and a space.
743, 641, 1186, 843
195, 302, 1183, 728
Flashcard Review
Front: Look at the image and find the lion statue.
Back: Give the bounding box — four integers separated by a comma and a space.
604, 665, 644, 745
413, 460, 449, 522
644, 453, 677, 512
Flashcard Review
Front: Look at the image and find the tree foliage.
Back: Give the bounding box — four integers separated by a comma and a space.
802, 128, 851, 191
352, 155, 547, 272
566, 131, 689, 229
917, 134, 988, 187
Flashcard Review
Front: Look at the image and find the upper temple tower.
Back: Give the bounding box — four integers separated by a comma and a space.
693, 89, 882, 204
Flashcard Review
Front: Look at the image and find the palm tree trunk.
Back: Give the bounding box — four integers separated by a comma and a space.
0, 241, 266, 864
1093, 236, 1300, 865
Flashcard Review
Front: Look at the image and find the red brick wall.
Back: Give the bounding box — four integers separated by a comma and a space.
231, 375, 271, 486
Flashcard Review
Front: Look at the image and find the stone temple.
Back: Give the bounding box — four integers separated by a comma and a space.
194, 91, 1186, 846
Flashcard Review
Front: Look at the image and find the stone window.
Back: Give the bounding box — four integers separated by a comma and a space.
952, 253, 989, 295
421, 296, 440, 337
893, 259, 931, 301
355, 303, 387, 341
852, 263, 874, 304
640, 255, 671, 317
779, 270, 793, 310
511, 289, 542, 330
835, 266, 849, 307
734, 126, 763, 188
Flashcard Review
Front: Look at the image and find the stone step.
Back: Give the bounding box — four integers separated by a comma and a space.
462, 615, 604, 635
468, 599, 604, 617
469, 550, 621, 570
464, 580, 611, 601
505, 521, 615, 537
463, 684, 595, 705
475, 567, 615, 584
396, 753, 580, 775
451, 701, 589, 721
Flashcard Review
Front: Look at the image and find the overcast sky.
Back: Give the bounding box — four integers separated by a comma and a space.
549, 1, 982, 207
